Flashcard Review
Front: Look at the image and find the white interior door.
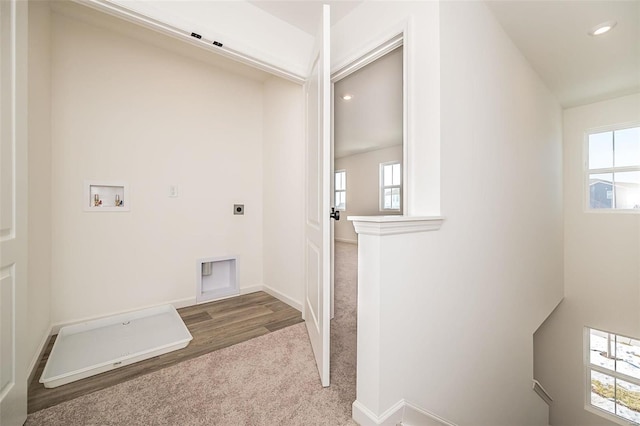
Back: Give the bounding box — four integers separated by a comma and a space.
304, 4, 331, 387
0, 0, 28, 424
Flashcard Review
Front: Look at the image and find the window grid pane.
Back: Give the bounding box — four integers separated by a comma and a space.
587, 126, 640, 211
587, 328, 640, 424
589, 131, 614, 170
590, 329, 616, 371
591, 370, 616, 416
335, 171, 346, 209
589, 173, 614, 209
384, 188, 392, 209
335, 190, 346, 210
614, 127, 640, 168
614, 171, 640, 209
392, 163, 401, 185
381, 162, 402, 210
615, 335, 640, 380
616, 378, 640, 422
391, 188, 400, 209
335, 171, 346, 191
383, 165, 393, 186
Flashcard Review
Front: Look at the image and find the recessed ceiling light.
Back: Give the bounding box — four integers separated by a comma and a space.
342, 94, 353, 101
588, 21, 617, 36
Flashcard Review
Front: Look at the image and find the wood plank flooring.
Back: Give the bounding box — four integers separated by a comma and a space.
28, 291, 303, 414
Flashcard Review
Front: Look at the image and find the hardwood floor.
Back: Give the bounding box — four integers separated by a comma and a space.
28, 291, 303, 414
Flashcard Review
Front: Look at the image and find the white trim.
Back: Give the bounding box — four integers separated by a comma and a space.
583, 122, 640, 213
334, 237, 357, 245
352, 399, 404, 426
196, 255, 239, 303
585, 404, 640, 426
349, 216, 444, 236
331, 34, 403, 83
584, 121, 640, 136
75, 0, 305, 84
584, 326, 640, 426
379, 161, 402, 212
334, 169, 346, 211
27, 328, 54, 386
585, 208, 640, 215
47, 284, 300, 333
50, 296, 196, 334
49, 285, 296, 335
590, 363, 640, 386
331, 18, 412, 217
532, 379, 553, 405
239, 285, 264, 296
261, 284, 302, 312
332, 19, 408, 78
352, 399, 458, 426
403, 400, 459, 426
402, 16, 413, 217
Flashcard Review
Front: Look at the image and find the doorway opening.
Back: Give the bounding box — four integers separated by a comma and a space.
329, 36, 405, 406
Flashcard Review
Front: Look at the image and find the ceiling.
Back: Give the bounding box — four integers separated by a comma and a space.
252, 0, 639, 109
247, 1, 362, 36
334, 46, 403, 159
486, 0, 640, 108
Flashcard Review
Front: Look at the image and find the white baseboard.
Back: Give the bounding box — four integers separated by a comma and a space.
28, 327, 54, 385
402, 401, 457, 426
239, 285, 264, 296
352, 399, 403, 426
172, 296, 198, 309
335, 237, 357, 245
261, 284, 302, 312
49, 283, 301, 335
50, 296, 197, 334
352, 399, 457, 426
220, 284, 302, 312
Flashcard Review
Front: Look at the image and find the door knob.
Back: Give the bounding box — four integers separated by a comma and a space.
330, 207, 340, 221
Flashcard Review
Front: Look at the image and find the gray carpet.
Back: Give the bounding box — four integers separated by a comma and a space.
26, 241, 358, 425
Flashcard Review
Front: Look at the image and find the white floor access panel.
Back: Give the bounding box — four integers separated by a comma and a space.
40, 304, 192, 388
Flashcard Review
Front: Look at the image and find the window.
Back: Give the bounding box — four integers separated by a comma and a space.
587, 126, 640, 210
585, 327, 640, 425
380, 162, 401, 211
335, 170, 346, 211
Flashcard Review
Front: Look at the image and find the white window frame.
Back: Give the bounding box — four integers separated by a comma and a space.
584, 326, 640, 426
379, 161, 402, 212
334, 169, 346, 211
585, 123, 640, 213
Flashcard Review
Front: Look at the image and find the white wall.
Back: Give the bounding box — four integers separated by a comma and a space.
534, 93, 640, 426
50, 11, 266, 324
27, 0, 52, 374
262, 77, 305, 309
340, 1, 564, 424
335, 145, 402, 243
410, 3, 564, 422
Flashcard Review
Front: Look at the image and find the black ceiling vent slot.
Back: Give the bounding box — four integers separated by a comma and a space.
213, 41, 223, 47
190, 32, 202, 39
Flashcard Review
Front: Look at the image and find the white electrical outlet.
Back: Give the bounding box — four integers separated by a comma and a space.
169, 185, 179, 198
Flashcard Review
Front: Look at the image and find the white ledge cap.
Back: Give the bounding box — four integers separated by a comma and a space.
347, 216, 444, 236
